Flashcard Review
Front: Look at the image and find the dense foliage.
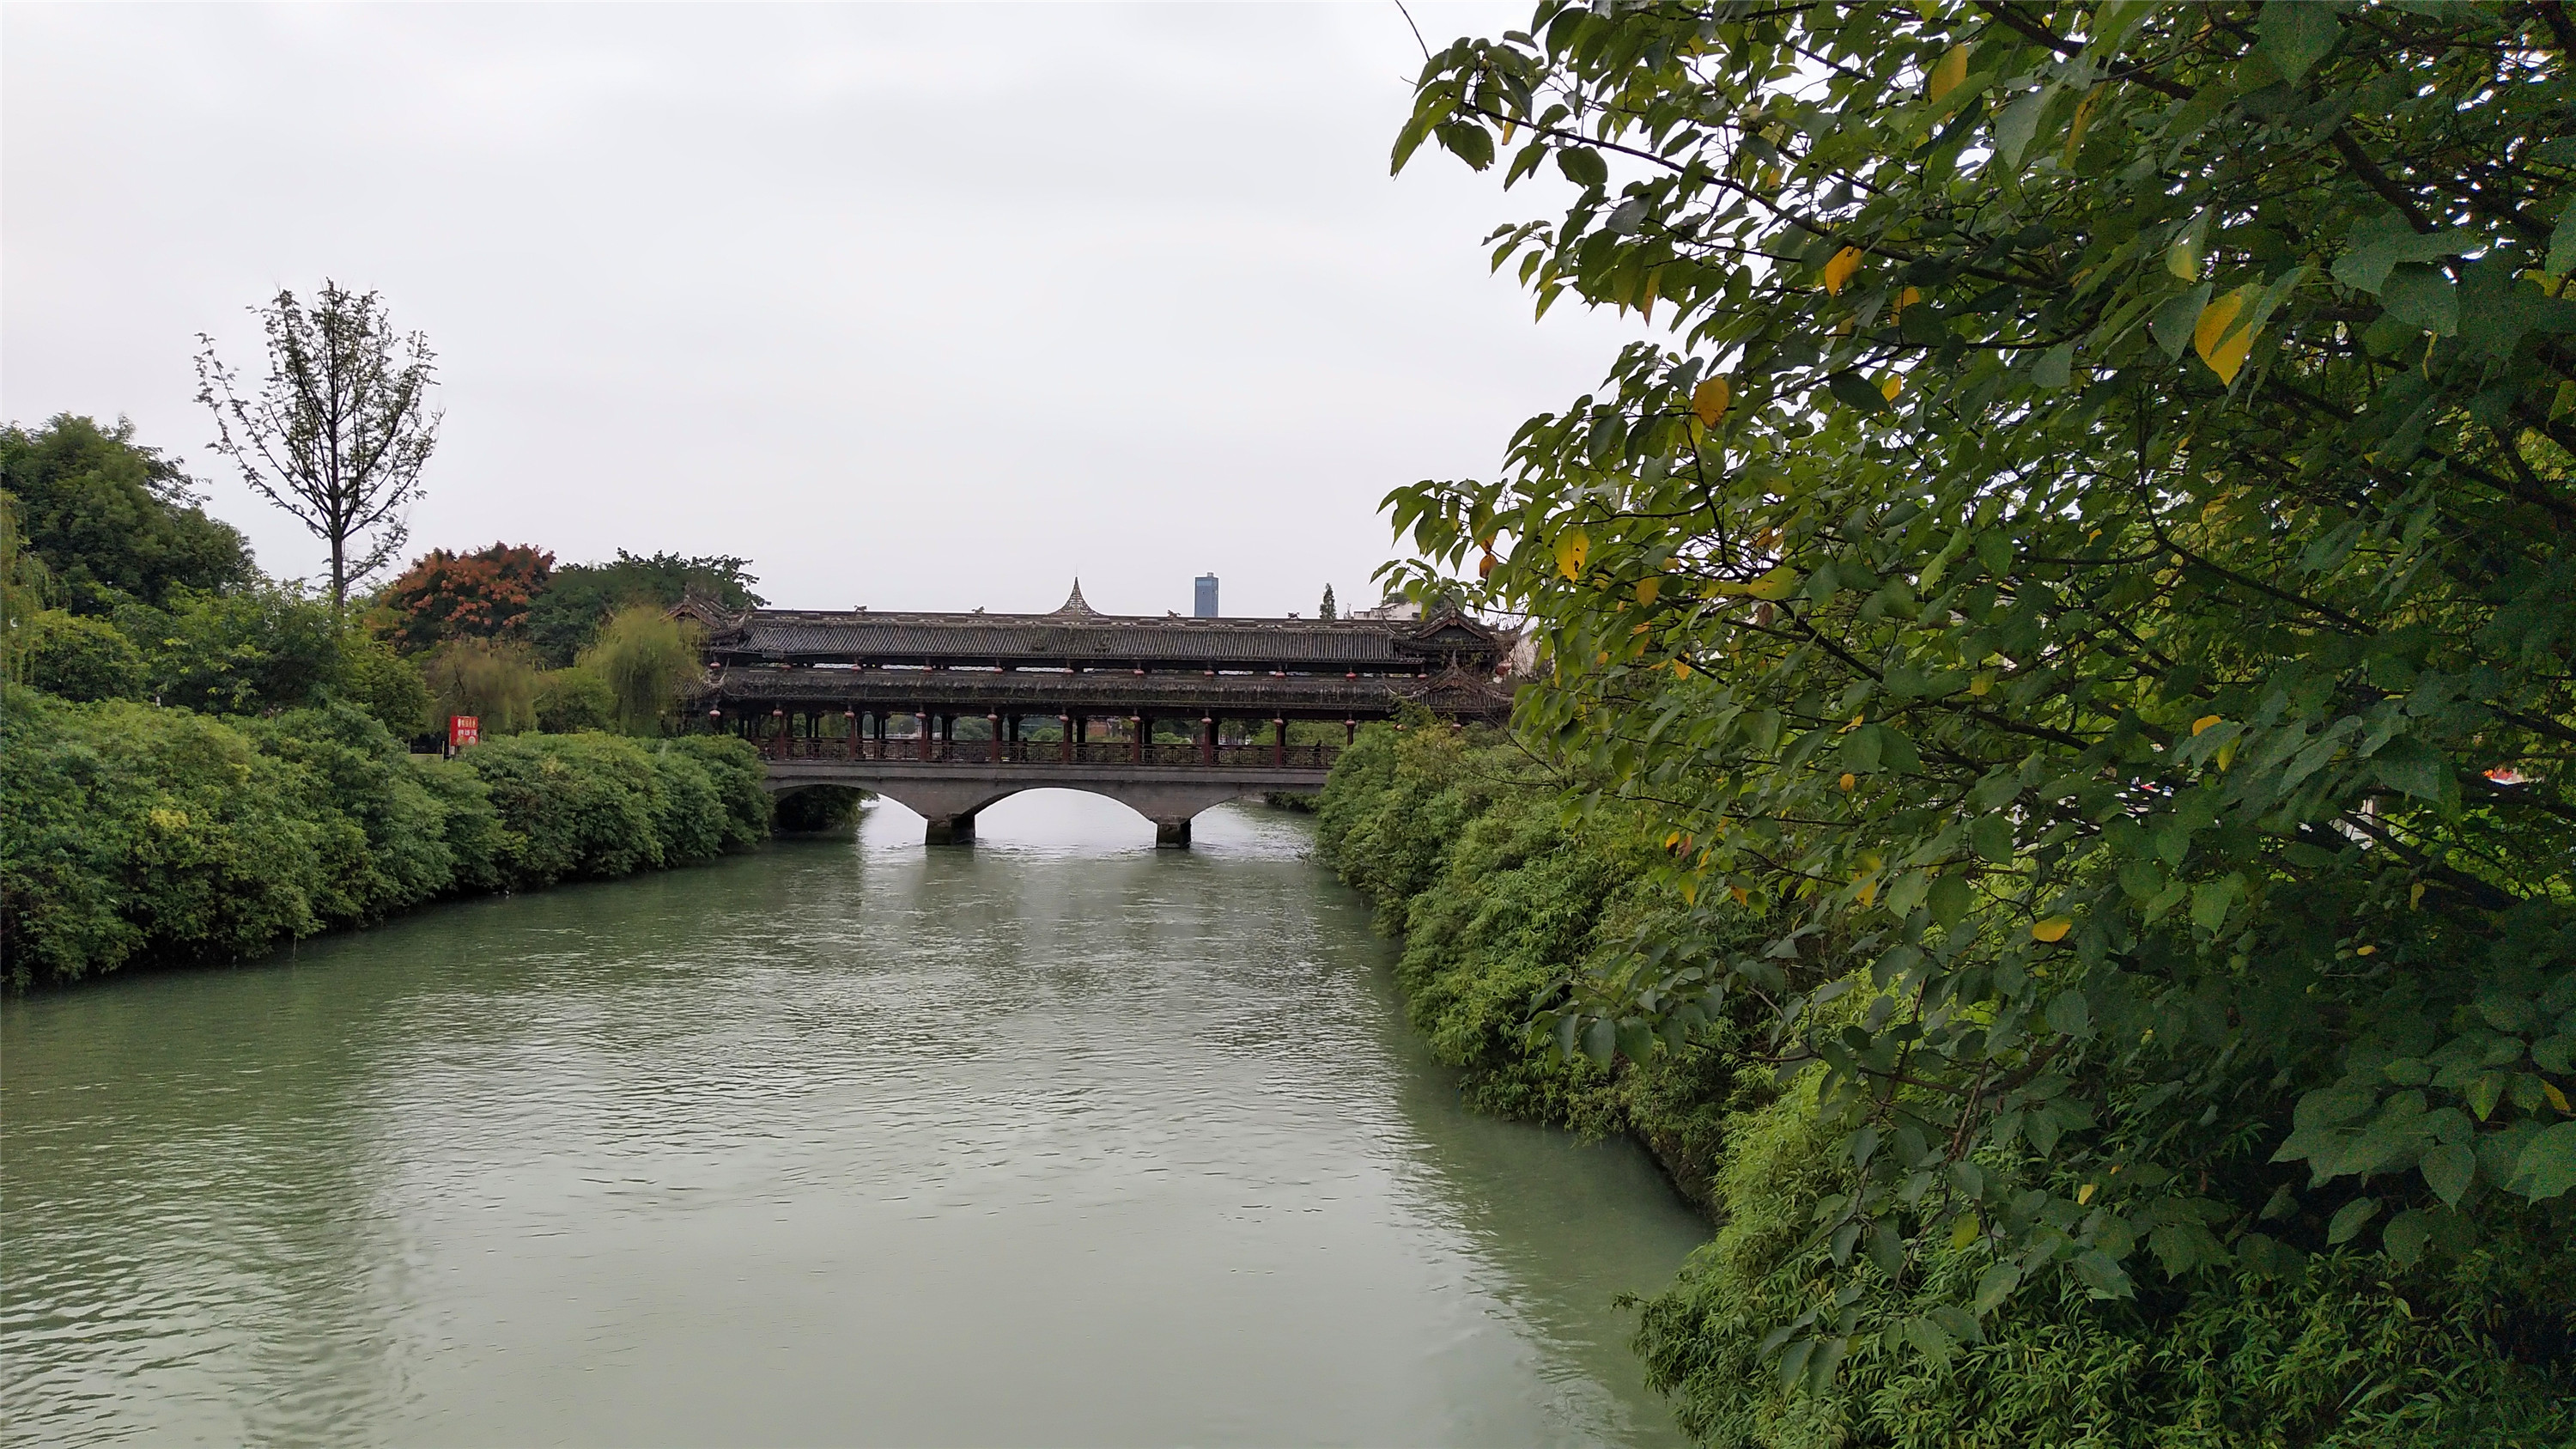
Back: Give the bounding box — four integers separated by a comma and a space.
1318, 721, 2574, 1444
1316, 721, 1765, 1196
524, 550, 762, 667
1387, 0, 2573, 1398
0, 415, 253, 612
379, 542, 556, 653
0, 690, 768, 988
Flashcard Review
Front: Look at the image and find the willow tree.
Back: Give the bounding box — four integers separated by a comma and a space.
1386, 0, 2573, 1382
197, 283, 441, 627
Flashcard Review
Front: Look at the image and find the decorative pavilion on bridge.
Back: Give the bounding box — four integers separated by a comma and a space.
682, 581, 1514, 767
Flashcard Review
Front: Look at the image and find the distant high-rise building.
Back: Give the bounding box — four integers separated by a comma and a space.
1194, 573, 1219, 618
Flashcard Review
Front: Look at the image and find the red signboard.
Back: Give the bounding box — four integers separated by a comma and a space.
448, 715, 481, 749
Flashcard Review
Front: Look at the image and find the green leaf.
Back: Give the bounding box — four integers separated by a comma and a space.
1901, 1314, 1955, 1367
1971, 813, 2016, 863
2330, 215, 2477, 295
1992, 87, 2050, 171
2507, 1122, 2576, 1202
2421, 1142, 2476, 1208
2326, 1196, 2379, 1245
1971, 1261, 2020, 1312
2382, 1209, 2430, 1269
1929, 873, 1974, 928
1825, 372, 1891, 414
2044, 989, 2092, 1039
2152, 283, 2214, 360
1581, 1016, 1616, 1067
2550, 192, 2576, 278
2257, 0, 2341, 82
2370, 736, 2449, 801
2379, 265, 2459, 336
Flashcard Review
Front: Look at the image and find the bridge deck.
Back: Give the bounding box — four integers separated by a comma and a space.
760, 749, 1332, 847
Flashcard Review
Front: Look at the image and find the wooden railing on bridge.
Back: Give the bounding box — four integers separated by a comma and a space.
756, 737, 1340, 770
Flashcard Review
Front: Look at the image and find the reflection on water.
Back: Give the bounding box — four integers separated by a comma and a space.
2, 792, 1706, 1446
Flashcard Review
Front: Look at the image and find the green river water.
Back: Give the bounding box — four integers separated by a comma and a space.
2, 793, 1709, 1446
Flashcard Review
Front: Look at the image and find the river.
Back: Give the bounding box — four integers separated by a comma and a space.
2, 793, 1709, 1446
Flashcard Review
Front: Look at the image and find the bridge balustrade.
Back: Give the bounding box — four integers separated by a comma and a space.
756, 736, 1339, 770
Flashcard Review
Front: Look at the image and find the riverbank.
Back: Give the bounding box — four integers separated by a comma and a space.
1311, 722, 2576, 1448
0, 686, 769, 989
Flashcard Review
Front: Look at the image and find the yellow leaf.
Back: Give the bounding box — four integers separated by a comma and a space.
2545, 1081, 2571, 1115
1842, 713, 1865, 733
1666, 830, 1684, 849
1479, 549, 1496, 580
1879, 373, 1903, 402
1555, 529, 1590, 580
2194, 285, 2260, 386
1928, 43, 1970, 103
1950, 1214, 1982, 1250
1970, 673, 1991, 697
2410, 882, 2427, 909
2216, 738, 2239, 770
1690, 375, 1731, 427
1856, 879, 1879, 908
2032, 916, 2074, 943
1731, 886, 1750, 906
1636, 576, 1662, 606
1679, 880, 1696, 906
2355, 944, 2376, 956
1822, 246, 1862, 295
1839, 772, 1857, 792
2063, 84, 2101, 165
2192, 715, 2222, 736
1671, 659, 1692, 679
1744, 566, 1797, 600
1893, 285, 1922, 320
2077, 1182, 2098, 1205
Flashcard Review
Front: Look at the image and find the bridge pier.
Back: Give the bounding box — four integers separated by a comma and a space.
924, 813, 977, 846
1153, 817, 1191, 849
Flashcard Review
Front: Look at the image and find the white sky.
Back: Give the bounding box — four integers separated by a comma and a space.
3, 2, 1647, 618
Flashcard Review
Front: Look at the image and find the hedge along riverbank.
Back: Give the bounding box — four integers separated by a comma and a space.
1312, 722, 2575, 1448
0, 686, 770, 989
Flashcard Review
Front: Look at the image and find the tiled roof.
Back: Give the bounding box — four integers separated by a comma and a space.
701, 583, 1501, 670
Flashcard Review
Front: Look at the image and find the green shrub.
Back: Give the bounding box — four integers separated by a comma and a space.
24, 609, 144, 701
1, 697, 766, 988
240, 703, 456, 923
1317, 722, 2575, 1446
665, 734, 770, 849
0, 688, 323, 984
410, 753, 502, 893
534, 667, 615, 734
458, 733, 668, 887
1633, 1075, 2576, 1449
337, 633, 433, 738
119, 583, 343, 715
647, 744, 727, 862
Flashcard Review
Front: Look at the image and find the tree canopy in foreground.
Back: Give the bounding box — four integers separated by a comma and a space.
1388, 0, 2573, 1385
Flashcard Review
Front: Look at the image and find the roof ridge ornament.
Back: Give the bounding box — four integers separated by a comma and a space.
1052, 578, 1099, 618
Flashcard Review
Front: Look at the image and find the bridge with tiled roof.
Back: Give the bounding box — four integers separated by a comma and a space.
683, 582, 1513, 845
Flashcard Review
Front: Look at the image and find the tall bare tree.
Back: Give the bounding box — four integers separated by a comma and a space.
196, 283, 440, 626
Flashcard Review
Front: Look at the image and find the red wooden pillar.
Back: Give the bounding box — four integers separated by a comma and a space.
1133, 715, 1145, 764
1345, 718, 1357, 748
845, 710, 858, 759
1201, 716, 1216, 764
1061, 714, 1074, 764
919, 709, 933, 762
988, 712, 1002, 764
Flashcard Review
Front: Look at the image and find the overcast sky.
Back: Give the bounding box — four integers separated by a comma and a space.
3, 2, 1645, 618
